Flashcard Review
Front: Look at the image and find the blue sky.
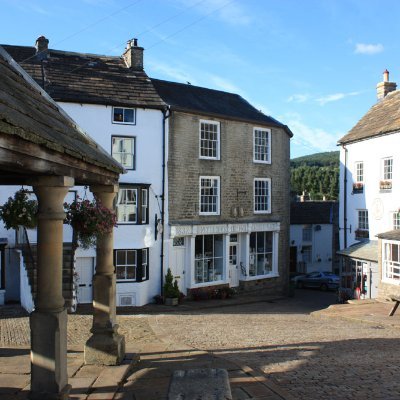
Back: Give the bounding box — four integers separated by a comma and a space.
2, 0, 400, 158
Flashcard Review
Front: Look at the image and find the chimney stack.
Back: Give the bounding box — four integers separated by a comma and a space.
35, 36, 49, 60
377, 69, 396, 101
122, 38, 144, 70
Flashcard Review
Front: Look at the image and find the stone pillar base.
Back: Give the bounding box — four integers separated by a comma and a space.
84, 328, 126, 365
30, 309, 70, 400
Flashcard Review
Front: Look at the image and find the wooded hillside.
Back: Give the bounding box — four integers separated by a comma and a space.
291, 151, 339, 200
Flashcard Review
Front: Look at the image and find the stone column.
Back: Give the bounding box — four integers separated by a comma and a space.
84, 184, 125, 365
30, 176, 74, 400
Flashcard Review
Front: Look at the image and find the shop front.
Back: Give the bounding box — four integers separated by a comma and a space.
169, 222, 280, 294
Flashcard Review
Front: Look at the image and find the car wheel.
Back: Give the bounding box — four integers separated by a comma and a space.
297, 281, 304, 289
320, 283, 328, 291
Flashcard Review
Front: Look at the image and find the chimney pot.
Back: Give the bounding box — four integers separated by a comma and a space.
377, 69, 396, 101
383, 69, 389, 82
35, 36, 49, 60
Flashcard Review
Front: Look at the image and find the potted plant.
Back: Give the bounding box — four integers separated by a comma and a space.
64, 196, 117, 249
380, 180, 392, 190
163, 268, 180, 306
0, 189, 38, 230
352, 182, 364, 193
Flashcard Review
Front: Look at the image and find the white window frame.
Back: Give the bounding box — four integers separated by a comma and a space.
248, 231, 276, 278
253, 178, 271, 214
141, 189, 148, 224
253, 127, 271, 164
199, 120, 220, 160
199, 176, 220, 215
393, 212, 400, 230
382, 157, 393, 181
302, 227, 312, 242
358, 209, 369, 231
112, 106, 136, 124
111, 136, 135, 170
115, 249, 137, 281
355, 161, 364, 183
194, 234, 224, 284
116, 188, 137, 223
382, 240, 400, 284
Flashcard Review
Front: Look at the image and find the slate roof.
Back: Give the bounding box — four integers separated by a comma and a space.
338, 90, 400, 144
376, 230, 400, 241
0, 46, 124, 175
1, 44, 165, 109
151, 79, 293, 135
290, 201, 338, 225
337, 240, 378, 262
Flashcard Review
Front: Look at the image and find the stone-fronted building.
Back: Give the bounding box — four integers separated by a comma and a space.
152, 79, 293, 296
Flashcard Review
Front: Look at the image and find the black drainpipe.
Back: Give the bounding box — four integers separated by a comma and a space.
160, 106, 170, 295
342, 144, 348, 249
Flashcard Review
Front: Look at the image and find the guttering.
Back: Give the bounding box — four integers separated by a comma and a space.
160, 106, 170, 295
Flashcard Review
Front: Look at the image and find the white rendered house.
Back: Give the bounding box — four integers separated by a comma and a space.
1, 37, 166, 307
338, 70, 400, 299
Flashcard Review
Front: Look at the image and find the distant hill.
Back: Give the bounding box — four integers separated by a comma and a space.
291, 151, 339, 168
290, 151, 340, 200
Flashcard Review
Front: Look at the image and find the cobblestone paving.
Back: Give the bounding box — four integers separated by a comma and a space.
0, 307, 157, 347
150, 293, 400, 400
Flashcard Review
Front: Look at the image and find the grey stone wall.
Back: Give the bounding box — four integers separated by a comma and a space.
168, 111, 291, 294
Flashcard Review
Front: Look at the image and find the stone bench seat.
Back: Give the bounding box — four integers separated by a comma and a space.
168, 368, 232, 400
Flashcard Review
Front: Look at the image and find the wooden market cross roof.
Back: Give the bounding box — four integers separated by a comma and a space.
0, 46, 124, 185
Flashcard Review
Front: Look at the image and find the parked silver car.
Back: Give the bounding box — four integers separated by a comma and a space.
293, 271, 340, 291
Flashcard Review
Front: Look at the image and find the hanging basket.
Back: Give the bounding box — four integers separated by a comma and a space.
64, 196, 117, 249
0, 189, 38, 230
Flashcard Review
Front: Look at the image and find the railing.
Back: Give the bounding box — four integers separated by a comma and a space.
16, 226, 36, 312
16, 226, 35, 266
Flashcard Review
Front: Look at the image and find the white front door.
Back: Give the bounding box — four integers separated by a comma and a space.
75, 257, 94, 304
229, 243, 239, 287
171, 237, 186, 292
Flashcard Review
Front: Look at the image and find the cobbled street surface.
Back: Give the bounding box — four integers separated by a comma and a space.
2, 290, 400, 399
149, 291, 400, 400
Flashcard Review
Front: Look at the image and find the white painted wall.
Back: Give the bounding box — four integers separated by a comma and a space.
290, 223, 333, 272
340, 131, 400, 249
58, 102, 164, 306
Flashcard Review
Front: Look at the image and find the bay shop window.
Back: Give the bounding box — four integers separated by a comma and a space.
249, 231, 275, 277
194, 234, 223, 283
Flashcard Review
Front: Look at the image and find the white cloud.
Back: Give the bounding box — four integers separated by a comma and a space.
354, 43, 384, 55
315, 91, 361, 106
287, 94, 310, 103
147, 60, 196, 84
284, 114, 339, 154
208, 75, 242, 94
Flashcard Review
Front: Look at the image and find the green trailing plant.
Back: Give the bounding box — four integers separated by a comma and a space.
0, 189, 38, 230
163, 268, 180, 299
64, 196, 117, 249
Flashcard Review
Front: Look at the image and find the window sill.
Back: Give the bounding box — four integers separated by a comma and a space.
254, 210, 271, 214
243, 273, 279, 281
199, 157, 220, 161
190, 279, 227, 289
253, 160, 271, 165
112, 121, 136, 125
